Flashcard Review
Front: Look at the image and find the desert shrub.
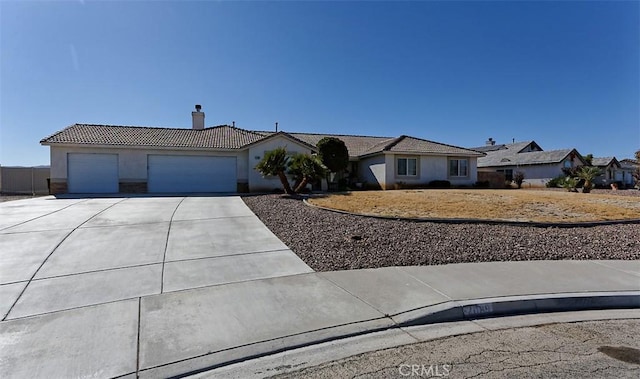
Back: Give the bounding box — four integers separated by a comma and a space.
546, 175, 565, 188
428, 180, 451, 188
560, 176, 578, 192
514, 171, 525, 189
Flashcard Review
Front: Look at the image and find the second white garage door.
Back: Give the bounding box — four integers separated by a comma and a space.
68, 153, 119, 193
147, 155, 237, 193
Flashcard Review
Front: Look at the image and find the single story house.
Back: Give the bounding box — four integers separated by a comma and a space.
591, 157, 622, 187
40, 106, 484, 194
470, 138, 587, 187
618, 159, 638, 188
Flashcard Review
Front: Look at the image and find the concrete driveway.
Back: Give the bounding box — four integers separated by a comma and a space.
2, 196, 637, 378
0, 195, 313, 320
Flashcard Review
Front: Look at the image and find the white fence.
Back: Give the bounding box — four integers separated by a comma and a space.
0, 166, 50, 195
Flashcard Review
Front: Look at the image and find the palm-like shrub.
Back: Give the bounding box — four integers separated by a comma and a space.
255, 147, 293, 194
288, 153, 327, 193
576, 166, 601, 193
561, 176, 578, 192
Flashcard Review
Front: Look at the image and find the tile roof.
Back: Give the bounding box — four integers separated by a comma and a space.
478, 148, 577, 167
471, 141, 540, 153
257, 132, 394, 157
591, 157, 619, 167
41, 124, 483, 158
40, 124, 265, 149
470, 144, 508, 153
384, 136, 484, 156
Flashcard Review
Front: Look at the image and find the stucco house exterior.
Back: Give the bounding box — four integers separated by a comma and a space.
591, 157, 622, 187
40, 106, 484, 194
471, 139, 587, 187
619, 159, 638, 188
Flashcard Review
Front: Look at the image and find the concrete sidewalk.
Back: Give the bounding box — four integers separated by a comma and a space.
1, 259, 638, 378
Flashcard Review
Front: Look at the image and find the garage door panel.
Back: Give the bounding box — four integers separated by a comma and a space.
68, 153, 119, 193
147, 155, 236, 193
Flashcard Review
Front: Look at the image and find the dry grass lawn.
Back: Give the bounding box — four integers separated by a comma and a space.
308, 189, 640, 223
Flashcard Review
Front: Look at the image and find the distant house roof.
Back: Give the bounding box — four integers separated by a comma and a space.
591, 157, 620, 168
475, 139, 584, 168
470, 141, 542, 154
40, 124, 265, 149
620, 159, 639, 169
471, 144, 507, 153
479, 148, 580, 167
379, 135, 484, 156
42, 124, 483, 158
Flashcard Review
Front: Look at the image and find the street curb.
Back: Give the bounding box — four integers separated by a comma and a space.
173, 291, 639, 378
393, 291, 640, 326
184, 293, 640, 378
302, 198, 640, 228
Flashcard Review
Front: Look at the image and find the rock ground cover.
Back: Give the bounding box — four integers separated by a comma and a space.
242, 191, 640, 271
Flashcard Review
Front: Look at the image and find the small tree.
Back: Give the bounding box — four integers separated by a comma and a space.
255, 147, 293, 194
584, 153, 594, 166
317, 137, 349, 174
288, 153, 327, 193
576, 166, 601, 193
514, 171, 525, 189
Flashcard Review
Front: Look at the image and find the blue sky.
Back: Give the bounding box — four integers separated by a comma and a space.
1, 0, 638, 166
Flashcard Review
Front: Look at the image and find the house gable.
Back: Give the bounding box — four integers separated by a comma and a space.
245, 134, 315, 192
592, 157, 621, 169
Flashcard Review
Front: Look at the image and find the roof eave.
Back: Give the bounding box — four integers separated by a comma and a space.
41, 142, 243, 152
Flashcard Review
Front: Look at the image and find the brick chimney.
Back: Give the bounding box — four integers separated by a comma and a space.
192, 104, 205, 130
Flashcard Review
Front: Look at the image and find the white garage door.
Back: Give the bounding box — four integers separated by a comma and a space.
68, 153, 119, 193
147, 155, 237, 193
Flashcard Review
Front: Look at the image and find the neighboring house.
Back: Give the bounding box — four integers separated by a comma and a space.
470, 138, 587, 187
619, 159, 639, 188
40, 106, 484, 194
591, 157, 621, 187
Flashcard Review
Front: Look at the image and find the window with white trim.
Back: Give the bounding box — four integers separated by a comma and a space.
448, 158, 468, 177
397, 157, 417, 176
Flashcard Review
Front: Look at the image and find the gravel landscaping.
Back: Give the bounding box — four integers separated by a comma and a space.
242, 192, 640, 271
